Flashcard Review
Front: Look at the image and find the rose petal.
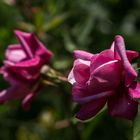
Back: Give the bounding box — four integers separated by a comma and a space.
129, 82, 140, 98
6, 44, 27, 63
0, 83, 31, 103
114, 35, 137, 86
10, 57, 41, 70
22, 83, 41, 111
110, 41, 114, 51
126, 50, 139, 62
68, 59, 90, 85
108, 85, 138, 120
73, 50, 94, 60
1, 68, 20, 84
67, 69, 76, 85
72, 83, 114, 104
15, 30, 53, 63
73, 60, 90, 85
76, 98, 106, 120
14, 30, 34, 58
72, 83, 91, 103
89, 60, 122, 92
22, 93, 35, 111
5, 57, 41, 80
90, 49, 114, 72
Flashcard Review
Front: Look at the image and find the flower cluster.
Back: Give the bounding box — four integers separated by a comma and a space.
0, 30, 53, 110
0, 30, 140, 121
68, 35, 140, 120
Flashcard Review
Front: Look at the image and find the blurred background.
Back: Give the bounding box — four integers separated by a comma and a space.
0, 0, 140, 139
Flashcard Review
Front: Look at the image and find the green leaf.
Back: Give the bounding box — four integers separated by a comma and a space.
43, 13, 69, 32
63, 32, 77, 52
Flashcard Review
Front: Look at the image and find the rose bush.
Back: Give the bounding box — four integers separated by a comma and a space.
0, 30, 53, 110
68, 35, 140, 120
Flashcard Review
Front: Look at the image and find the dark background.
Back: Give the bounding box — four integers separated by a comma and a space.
0, 0, 140, 139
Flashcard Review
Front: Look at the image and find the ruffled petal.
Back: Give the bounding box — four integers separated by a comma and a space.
114, 35, 137, 86
126, 50, 139, 62
129, 82, 140, 98
72, 83, 114, 104
108, 85, 138, 120
15, 30, 53, 63
68, 59, 90, 85
76, 98, 106, 121
0, 84, 31, 103
6, 44, 27, 63
90, 49, 114, 72
73, 50, 94, 60
67, 69, 76, 85
110, 41, 114, 51
73, 60, 90, 85
4, 57, 41, 80
89, 60, 122, 92
14, 30, 34, 58
72, 83, 91, 103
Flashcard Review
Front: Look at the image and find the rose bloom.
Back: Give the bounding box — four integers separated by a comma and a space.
68, 35, 140, 120
0, 30, 53, 110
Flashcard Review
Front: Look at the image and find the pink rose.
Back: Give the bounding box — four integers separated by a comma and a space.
0, 30, 53, 110
68, 35, 140, 120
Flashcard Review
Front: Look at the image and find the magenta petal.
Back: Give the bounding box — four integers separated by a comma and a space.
72, 83, 114, 104
6, 44, 27, 63
76, 98, 106, 120
22, 93, 35, 111
8, 56, 41, 67
72, 83, 91, 103
73, 59, 90, 85
129, 82, 140, 98
126, 50, 139, 62
90, 49, 114, 72
5, 57, 41, 80
68, 69, 76, 85
90, 60, 122, 92
0, 84, 31, 103
28, 33, 53, 63
108, 86, 138, 120
10, 57, 41, 70
73, 50, 94, 60
1, 68, 20, 84
22, 83, 41, 111
14, 30, 53, 63
14, 30, 34, 58
110, 41, 114, 51
68, 59, 90, 85
114, 35, 137, 86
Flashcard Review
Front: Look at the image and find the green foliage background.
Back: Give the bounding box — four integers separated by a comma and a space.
0, 0, 140, 139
